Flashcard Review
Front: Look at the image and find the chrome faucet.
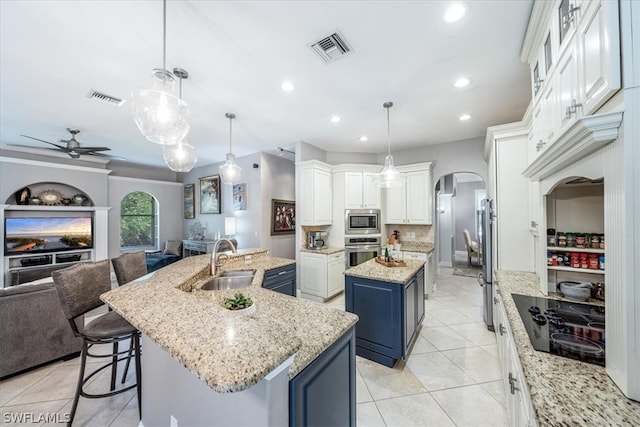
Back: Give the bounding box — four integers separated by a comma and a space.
210, 238, 237, 276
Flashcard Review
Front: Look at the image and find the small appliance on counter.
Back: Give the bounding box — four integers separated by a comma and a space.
307, 231, 328, 250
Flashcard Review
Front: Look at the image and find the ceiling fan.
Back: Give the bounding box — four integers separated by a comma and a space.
13, 128, 125, 160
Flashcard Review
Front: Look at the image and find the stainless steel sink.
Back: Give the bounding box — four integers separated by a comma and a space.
200, 271, 255, 290
220, 270, 256, 278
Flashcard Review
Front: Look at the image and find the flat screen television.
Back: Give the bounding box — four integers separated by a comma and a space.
5, 217, 93, 255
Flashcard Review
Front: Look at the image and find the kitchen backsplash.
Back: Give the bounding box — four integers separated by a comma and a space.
382, 224, 434, 244
300, 225, 330, 248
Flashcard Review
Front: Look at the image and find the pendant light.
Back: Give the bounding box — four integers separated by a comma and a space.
377, 102, 405, 188
131, 0, 191, 145
162, 68, 197, 172
219, 113, 241, 185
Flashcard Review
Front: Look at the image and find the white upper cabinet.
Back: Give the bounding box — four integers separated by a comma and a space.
521, 0, 621, 167
343, 169, 381, 209
384, 163, 433, 225
298, 160, 332, 226
576, 0, 621, 115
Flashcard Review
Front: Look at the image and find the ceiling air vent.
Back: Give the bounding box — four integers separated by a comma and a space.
310, 31, 353, 64
86, 89, 125, 107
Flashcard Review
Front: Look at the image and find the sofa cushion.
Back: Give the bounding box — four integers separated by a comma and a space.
163, 240, 182, 256
146, 254, 181, 273
0, 281, 82, 378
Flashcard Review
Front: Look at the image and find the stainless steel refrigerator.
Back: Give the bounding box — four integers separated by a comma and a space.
477, 198, 494, 331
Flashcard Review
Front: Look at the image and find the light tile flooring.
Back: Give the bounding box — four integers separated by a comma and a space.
1, 267, 506, 426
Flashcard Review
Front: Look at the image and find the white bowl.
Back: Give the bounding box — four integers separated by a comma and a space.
558, 281, 591, 301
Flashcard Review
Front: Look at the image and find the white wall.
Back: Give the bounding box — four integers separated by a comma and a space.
0, 157, 110, 206
107, 176, 183, 258
390, 136, 488, 187
260, 153, 296, 259
181, 152, 262, 249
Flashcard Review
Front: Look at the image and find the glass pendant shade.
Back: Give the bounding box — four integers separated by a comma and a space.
376, 101, 405, 188
132, 69, 191, 145
220, 153, 242, 184
162, 139, 198, 172
378, 155, 404, 188
219, 113, 241, 185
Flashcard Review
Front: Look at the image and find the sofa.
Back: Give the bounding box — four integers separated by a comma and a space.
0, 281, 83, 378
145, 240, 183, 273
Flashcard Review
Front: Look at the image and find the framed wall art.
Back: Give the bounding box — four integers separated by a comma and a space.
270, 199, 295, 235
199, 175, 221, 214
183, 184, 195, 219
233, 183, 247, 211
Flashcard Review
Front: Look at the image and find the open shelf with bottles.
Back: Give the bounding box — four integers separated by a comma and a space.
545, 177, 604, 293
547, 246, 604, 254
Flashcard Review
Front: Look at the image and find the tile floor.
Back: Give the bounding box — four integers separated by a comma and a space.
1, 267, 507, 426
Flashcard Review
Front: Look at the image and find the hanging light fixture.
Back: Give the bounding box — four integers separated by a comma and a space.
162, 68, 197, 172
219, 113, 241, 185
376, 102, 405, 188
131, 0, 191, 145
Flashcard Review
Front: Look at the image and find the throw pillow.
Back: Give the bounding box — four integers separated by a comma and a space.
163, 240, 182, 256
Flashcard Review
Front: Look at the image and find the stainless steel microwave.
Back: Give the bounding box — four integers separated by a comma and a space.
345, 209, 380, 235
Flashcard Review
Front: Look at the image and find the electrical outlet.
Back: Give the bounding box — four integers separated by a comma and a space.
410, 232, 416, 238
170, 415, 178, 427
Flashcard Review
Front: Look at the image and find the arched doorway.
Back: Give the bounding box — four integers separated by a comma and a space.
435, 172, 486, 274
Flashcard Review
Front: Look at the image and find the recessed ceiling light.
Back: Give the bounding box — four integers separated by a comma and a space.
454, 77, 470, 88
330, 115, 341, 123
281, 81, 295, 92
459, 114, 472, 121
359, 136, 368, 142
443, 3, 466, 22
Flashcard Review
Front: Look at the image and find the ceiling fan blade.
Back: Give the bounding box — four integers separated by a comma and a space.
73, 146, 112, 152
20, 135, 67, 150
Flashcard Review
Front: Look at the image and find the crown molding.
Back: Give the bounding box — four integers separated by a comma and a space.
523, 112, 623, 180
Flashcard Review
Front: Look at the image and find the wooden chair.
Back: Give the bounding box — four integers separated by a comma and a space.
52, 260, 141, 426
463, 228, 481, 266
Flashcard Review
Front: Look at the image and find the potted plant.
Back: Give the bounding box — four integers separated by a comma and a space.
221, 292, 255, 316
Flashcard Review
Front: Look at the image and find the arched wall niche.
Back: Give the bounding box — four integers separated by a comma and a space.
5, 181, 95, 206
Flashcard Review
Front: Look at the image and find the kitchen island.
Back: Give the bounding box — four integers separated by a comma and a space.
344, 257, 425, 367
101, 249, 358, 427
495, 270, 640, 426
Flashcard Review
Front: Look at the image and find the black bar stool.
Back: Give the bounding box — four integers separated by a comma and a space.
52, 260, 141, 426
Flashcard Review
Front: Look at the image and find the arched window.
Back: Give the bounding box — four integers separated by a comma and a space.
120, 191, 158, 250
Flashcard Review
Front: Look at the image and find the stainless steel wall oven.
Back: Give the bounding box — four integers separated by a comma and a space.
345, 235, 382, 268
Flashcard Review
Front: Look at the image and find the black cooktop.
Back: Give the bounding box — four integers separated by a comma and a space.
511, 294, 605, 367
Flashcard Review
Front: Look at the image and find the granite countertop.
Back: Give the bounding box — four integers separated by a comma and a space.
101, 249, 358, 394
299, 247, 345, 255
495, 270, 640, 425
344, 257, 424, 284
397, 241, 434, 253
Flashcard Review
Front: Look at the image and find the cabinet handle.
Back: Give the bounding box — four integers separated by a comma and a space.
565, 99, 582, 119
278, 271, 288, 276
508, 372, 519, 394
499, 324, 506, 336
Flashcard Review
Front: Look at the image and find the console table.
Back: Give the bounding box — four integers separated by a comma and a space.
182, 240, 216, 258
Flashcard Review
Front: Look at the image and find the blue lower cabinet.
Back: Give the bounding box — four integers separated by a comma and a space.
345, 270, 423, 367
289, 327, 356, 427
263, 264, 296, 296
